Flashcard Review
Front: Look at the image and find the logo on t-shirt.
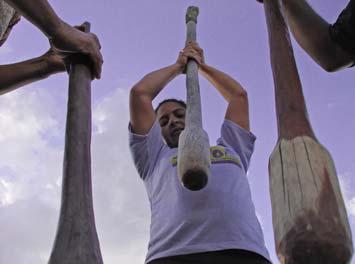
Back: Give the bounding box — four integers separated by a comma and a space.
170, 146, 241, 167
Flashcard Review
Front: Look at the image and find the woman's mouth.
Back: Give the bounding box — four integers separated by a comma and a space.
171, 128, 183, 136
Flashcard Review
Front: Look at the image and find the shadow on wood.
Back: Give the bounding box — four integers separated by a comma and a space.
263, 0, 353, 263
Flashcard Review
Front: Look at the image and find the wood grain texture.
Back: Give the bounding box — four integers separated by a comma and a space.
0, 0, 20, 47
263, 0, 353, 263
269, 137, 352, 263
177, 6, 211, 191
48, 23, 103, 264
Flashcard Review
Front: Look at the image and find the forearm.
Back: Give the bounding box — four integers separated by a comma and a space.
132, 63, 183, 100
199, 63, 246, 102
129, 63, 183, 134
0, 56, 61, 95
4, 0, 63, 38
200, 63, 250, 130
282, 0, 352, 71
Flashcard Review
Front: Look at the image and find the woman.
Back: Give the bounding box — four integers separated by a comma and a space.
129, 41, 271, 264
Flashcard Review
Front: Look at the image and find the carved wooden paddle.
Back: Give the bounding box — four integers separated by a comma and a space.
263, 0, 353, 263
48, 22, 103, 264
177, 6, 211, 191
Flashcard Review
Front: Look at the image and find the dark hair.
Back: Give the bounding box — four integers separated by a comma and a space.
155, 98, 187, 113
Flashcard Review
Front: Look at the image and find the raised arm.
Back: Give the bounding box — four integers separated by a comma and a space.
188, 42, 250, 130
129, 64, 181, 135
4, 0, 103, 79
0, 48, 65, 95
282, 0, 354, 71
257, 0, 354, 72
130, 46, 202, 135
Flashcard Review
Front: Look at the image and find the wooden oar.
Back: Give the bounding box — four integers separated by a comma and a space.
263, 0, 353, 263
48, 22, 103, 264
177, 6, 211, 191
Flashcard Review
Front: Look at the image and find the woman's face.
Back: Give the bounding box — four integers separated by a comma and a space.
156, 102, 186, 148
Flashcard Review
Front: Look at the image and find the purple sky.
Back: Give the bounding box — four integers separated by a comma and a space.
0, 0, 354, 263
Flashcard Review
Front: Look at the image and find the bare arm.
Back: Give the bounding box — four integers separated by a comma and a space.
130, 45, 204, 135
200, 64, 250, 131
4, 0, 61, 37
281, 0, 353, 71
4, 0, 103, 79
188, 42, 250, 130
0, 49, 65, 95
130, 63, 183, 135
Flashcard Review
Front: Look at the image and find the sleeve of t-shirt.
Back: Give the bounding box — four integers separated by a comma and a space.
128, 120, 165, 180
217, 119, 256, 171
329, 0, 355, 64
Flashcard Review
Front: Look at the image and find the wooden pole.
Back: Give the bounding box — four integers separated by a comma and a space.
0, 0, 20, 47
263, 0, 353, 263
48, 22, 103, 264
177, 6, 211, 191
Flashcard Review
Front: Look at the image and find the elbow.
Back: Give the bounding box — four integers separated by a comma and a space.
227, 89, 248, 106
316, 47, 354, 72
320, 61, 341, 73
320, 60, 352, 72
232, 89, 248, 102
130, 84, 146, 98
130, 85, 151, 104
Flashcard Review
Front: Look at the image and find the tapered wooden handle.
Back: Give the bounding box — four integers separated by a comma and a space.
177, 6, 211, 191
48, 22, 103, 264
263, 1, 353, 263
186, 6, 199, 24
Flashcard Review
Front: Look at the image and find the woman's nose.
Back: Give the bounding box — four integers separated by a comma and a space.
169, 117, 179, 127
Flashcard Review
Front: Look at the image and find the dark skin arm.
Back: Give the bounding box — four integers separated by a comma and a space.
257, 0, 354, 72
0, 48, 65, 95
4, 0, 103, 79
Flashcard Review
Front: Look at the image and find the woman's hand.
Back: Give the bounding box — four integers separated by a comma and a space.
175, 41, 205, 73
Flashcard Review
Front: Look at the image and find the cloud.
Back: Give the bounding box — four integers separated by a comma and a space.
348, 198, 355, 217
0, 85, 151, 263
338, 172, 355, 219
0, 86, 63, 264
91, 87, 150, 263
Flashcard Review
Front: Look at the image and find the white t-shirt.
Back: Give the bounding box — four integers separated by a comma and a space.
129, 119, 270, 263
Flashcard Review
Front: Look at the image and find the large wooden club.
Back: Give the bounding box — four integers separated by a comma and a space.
177, 6, 211, 191
48, 22, 103, 264
263, 0, 353, 263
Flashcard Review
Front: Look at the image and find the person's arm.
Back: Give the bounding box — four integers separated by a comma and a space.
4, 0, 103, 79
201, 65, 249, 131
188, 42, 250, 131
258, 0, 354, 72
0, 49, 65, 95
129, 47, 202, 135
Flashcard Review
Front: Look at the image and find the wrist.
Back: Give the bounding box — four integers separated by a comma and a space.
173, 62, 185, 74
43, 15, 65, 39
42, 53, 65, 74
198, 62, 208, 73
48, 19, 68, 41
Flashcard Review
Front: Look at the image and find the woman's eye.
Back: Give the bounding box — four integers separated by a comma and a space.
159, 119, 168, 127
175, 111, 185, 118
